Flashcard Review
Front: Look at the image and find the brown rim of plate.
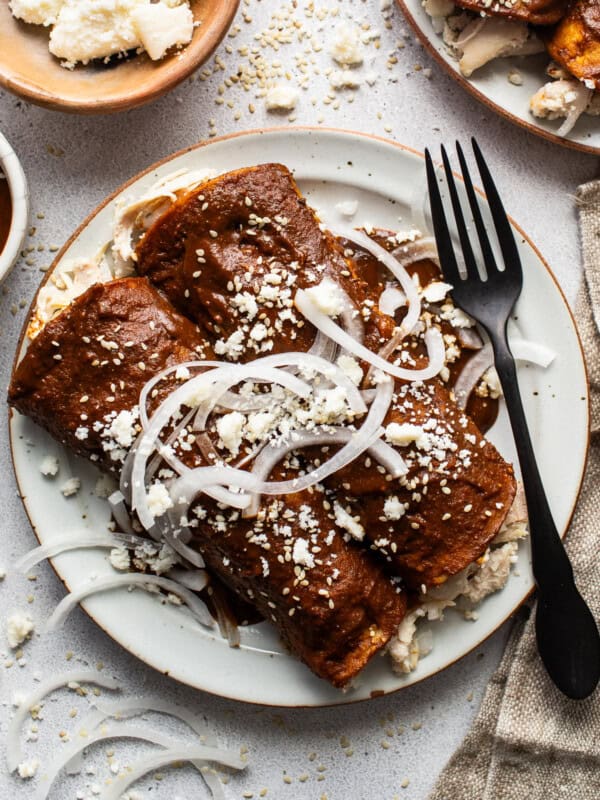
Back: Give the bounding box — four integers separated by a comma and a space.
7, 127, 592, 708
0, 0, 240, 115
395, 0, 600, 157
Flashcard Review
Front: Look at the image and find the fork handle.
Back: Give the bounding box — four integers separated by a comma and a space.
492, 337, 600, 699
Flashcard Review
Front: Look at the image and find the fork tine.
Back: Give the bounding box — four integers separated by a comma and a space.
455, 141, 497, 276
471, 138, 521, 277
440, 145, 481, 282
424, 149, 461, 288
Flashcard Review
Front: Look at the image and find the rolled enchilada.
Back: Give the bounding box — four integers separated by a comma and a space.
9, 277, 407, 688
9, 163, 518, 687
135, 163, 517, 591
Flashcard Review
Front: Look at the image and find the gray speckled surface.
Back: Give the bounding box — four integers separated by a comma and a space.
0, 2, 596, 799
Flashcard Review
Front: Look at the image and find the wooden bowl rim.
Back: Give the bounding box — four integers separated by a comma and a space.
0, 0, 240, 115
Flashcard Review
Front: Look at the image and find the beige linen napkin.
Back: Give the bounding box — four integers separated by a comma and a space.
428, 180, 600, 800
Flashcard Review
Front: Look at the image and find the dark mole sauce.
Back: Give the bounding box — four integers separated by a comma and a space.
343, 232, 499, 435
409, 259, 499, 435
204, 575, 264, 627
0, 175, 12, 255
133, 232, 498, 628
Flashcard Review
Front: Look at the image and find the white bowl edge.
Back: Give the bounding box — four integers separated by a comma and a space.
0, 130, 29, 282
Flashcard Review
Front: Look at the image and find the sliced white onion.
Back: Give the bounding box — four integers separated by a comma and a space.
70, 696, 218, 775
215, 390, 273, 413
160, 529, 206, 569
243, 426, 407, 517
108, 490, 137, 535
511, 338, 556, 368
251, 377, 394, 498
457, 326, 483, 350
14, 535, 117, 573
139, 361, 310, 432
308, 329, 338, 362
259, 352, 367, 414
169, 379, 393, 517
132, 364, 313, 528
138, 360, 217, 431
6, 670, 120, 772
453, 338, 556, 408
212, 597, 241, 648
330, 226, 422, 334
118, 447, 136, 506
374, 327, 405, 364
166, 568, 208, 591
557, 83, 593, 137
169, 466, 261, 509
295, 288, 445, 383
44, 573, 215, 633
84, 696, 213, 739
111, 532, 153, 549
390, 236, 439, 268
379, 286, 406, 316
100, 745, 246, 800
33, 724, 196, 800
336, 280, 365, 343
453, 342, 494, 408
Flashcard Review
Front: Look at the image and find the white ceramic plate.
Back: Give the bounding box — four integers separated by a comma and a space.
9, 128, 589, 706
396, 0, 600, 155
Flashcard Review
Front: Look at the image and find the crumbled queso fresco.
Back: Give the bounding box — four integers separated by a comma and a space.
9, 0, 195, 68
6, 611, 35, 648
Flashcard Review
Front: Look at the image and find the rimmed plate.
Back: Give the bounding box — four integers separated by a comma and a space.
396, 0, 600, 155
0, 0, 239, 114
9, 128, 589, 706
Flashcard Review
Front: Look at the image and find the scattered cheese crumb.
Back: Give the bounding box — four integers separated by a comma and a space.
304, 278, 345, 317
146, 482, 174, 520
17, 758, 39, 779
330, 24, 364, 66
292, 537, 315, 569
216, 411, 245, 455
383, 496, 405, 521
109, 547, 131, 571
40, 455, 59, 476
385, 423, 424, 446
7, 612, 35, 648
333, 503, 365, 541
265, 84, 299, 111
61, 477, 81, 497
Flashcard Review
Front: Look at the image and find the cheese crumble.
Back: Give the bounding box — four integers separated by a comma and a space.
9, 0, 194, 68
7, 612, 35, 648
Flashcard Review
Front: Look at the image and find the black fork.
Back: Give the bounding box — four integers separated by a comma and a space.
426, 139, 600, 700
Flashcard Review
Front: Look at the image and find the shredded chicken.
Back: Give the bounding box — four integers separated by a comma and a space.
388, 485, 528, 675
27, 247, 112, 339
453, 17, 541, 78
530, 79, 593, 135
27, 169, 215, 340
426, 6, 596, 133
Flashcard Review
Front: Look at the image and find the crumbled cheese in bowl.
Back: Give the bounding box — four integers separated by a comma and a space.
9, 0, 63, 25
9, 0, 195, 68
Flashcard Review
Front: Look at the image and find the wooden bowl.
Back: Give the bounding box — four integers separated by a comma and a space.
0, 0, 239, 114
